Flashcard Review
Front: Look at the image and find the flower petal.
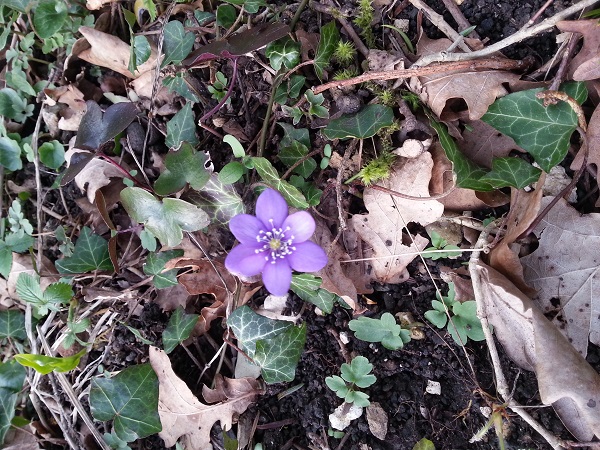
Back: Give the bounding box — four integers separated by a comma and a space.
229, 214, 264, 245
287, 241, 328, 272
282, 211, 315, 243
225, 244, 267, 277
262, 259, 292, 296
255, 189, 288, 229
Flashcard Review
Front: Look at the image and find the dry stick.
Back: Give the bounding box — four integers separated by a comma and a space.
527, 0, 555, 27
408, 0, 472, 52
548, 32, 579, 91
415, 0, 599, 66
311, 57, 530, 96
440, 0, 480, 39
468, 230, 566, 450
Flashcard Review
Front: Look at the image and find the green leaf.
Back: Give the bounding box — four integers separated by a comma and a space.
130, 35, 151, 73
0, 136, 22, 171
163, 74, 200, 103
429, 119, 493, 192
14, 349, 86, 375
279, 140, 316, 179
154, 144, 210, 195
290, 273, 322, 294
254, 323, 306, 383
5, 68, 36, 97
223, 134, 245, 158
165, 103, 198, 148
139, 228, 157, 252
227, 305, 291, 355
274, 75, 305, 104
39, 140, 65, 169
413, 438, 436, 450
265, 37, 300, 71
478, 157, 542, 189
0, 245, 11, 279
122, 324, 154, 345
0, 360, 26, 445
424, 308, 447, 329
162, 307, 199, 354
218, 161, 245, 184
121, 187, 210, 247
55, 227, 114, 274
187, 174, 245, 224
33, 0, 68, 39
314, 22, 340, 80
348, 312, 410, 350
90, 364, 161, 442
4, 230, 34, 253
346, 390, 370, 407
216, 4, 236, 28
290, 274, 338, 314
340, 355, 376, 388
143, 249, 184, 289
221, 0, 266, 14
251, 157, 309, 209
481, 82, 588, 172
0, 88, 33, 123
323, 104, 394, 139
0, 310, 26, 340
162, 20, 195, 67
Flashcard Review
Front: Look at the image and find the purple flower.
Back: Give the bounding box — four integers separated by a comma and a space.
225, 189, 328, 296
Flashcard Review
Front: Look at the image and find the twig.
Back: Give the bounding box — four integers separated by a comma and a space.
468, 230, 566, 450
527, 0, 554, 27
408, 0, 472, 52
415, 0, 599, 66
548, 32, 579, 91
441, 0, 480, 39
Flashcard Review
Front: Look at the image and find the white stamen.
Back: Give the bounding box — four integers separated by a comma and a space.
254, 221, 296, 263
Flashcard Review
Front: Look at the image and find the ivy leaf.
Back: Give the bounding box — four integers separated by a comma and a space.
55, 227, 114, 274
33, 0, 68, 39
154, 144, 210, 195
90, 364, 161, 442
166, 103, 198, 148
0, 360, 26, 445
265, 37, 300, 71
314, 22, 340, 80
290, 274, 338, 314
162, 307, 199, 354
162, 20, 195, 67
163, 74, 200, 103
121, 187, 210, 247
478, 157, 542, 189
14, 349, 86, 375
251, 157, 309, 209
349, 312, 411, 350
323, 104, 394, 139
143, 249, 184, 289
279, 140, 316, 179
186, 174, 245, 225
130, 35, 151, 74
481, 82, 588, 172
254, 323, 306, 383
227, 306, 291, 355
216, 4, 236, 28
0, 136, 22, 171
429, 119, 494, 192
0, 310, 26, 340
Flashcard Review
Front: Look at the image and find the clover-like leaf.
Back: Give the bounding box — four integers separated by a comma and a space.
14, 349, 85, 375
325, 375, 349, 398
39, 140, 65, 169
143, 249, 184, 289
55, 227, 114, 274
121, 187, 210, 247
346, 390, 370, 407
33, 0, 68, 39
323, 104, 394, 140
478, 157, 542, 189
481, 82, 587, 172
0, 310, 26, 340
154, 144, 210, 195
0, 360, 26, 445
349, 312, 410, 350
0, 137, 22, 171
90, 364, 161, 442
265, 37, 300, 71
340, 355, 376, 388
314, 22, 340, 80
162, 20, 195, 67
251, 157, 309, 209
0, 87, 33, 123
166, 103, 198, 148
450, 301, 486, 343
254, 323, 306, 383
430, 119, 494, 192
162, 307, 199, 354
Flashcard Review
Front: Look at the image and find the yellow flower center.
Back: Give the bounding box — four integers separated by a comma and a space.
269, 239, 282, 250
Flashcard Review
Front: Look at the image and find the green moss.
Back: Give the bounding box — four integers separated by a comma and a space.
333, 41, 356, 66
354, 0, 376, 48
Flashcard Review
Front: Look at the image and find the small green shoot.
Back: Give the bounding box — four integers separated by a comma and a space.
422, 231, 461, 260
325, 355, 376, 407
62, 300, 90, 349
333, 41, 356, 65
207, 71, 231, 106
349, 312, 411, 350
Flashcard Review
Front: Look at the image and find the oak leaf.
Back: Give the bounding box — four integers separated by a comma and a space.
557, 20, 600, 81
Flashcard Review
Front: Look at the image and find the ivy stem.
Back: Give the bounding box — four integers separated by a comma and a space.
257, 72, 285, 157
199, 57, 240, 125
97, 154, 152, 191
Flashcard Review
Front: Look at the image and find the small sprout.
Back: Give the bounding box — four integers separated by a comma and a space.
325, 355, 376, 407
348, 312, 411, 350
422, 231, 462, 260
424, 282, 488, 345
207, 71, 230, 106
333, 41, 356, 65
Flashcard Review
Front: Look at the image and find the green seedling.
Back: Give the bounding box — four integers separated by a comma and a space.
207, 71, 231, 106
422, 231, 461, 260
469, 404, 508, 450
424, 282, 486, 345
349, 312, 411, 350
325, 355, 376, 407
62, 300, 91, 349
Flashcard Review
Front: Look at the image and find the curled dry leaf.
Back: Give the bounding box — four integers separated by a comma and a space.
349, 152, 443, 284
474, 262, 600, 441
557, 20, 600, 81
148, 346, 262, 450
571, 105, 600, 205
521, 197, 600, 357
64, 150, 126, 203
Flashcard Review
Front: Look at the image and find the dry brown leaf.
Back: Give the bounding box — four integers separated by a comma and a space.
459, 120, 522, 167
349, 152, 443, 284
65, 149, 126, 203
366, 402, 388, 440
412, 36, 519, 120
475, 262, 600, 441
521, 197, 600, 357
571, 105, 600, 203
43, 85, 87, 133
557, 20, 600, 81
148, 346, 262, 450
